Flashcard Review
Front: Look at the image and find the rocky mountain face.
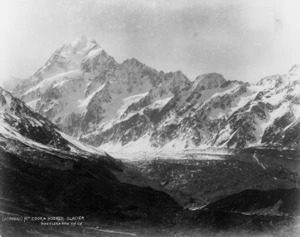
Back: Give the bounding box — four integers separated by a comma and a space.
11, 36, 300, 153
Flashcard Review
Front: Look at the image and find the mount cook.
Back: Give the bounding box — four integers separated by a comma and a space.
12, 35, 300, 154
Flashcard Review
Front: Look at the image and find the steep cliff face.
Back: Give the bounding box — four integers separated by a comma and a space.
11, 36, 300, 153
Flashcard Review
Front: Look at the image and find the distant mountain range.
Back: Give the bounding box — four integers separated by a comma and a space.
10, 35, 300, 153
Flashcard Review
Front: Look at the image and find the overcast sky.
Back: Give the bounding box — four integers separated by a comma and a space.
1, 0, 300, 85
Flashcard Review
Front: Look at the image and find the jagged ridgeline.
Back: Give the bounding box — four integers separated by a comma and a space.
12, 36, 300, 153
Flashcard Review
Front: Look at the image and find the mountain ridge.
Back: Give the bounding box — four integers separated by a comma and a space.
9, 36, 300, 154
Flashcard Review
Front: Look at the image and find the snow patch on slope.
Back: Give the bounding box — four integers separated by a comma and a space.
23, 70, 81, 96
149, 96, 173, 110
78, 83, 106, 109
57, 130, 106, 155
117, 92, 149, 116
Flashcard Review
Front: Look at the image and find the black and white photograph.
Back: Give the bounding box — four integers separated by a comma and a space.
0, 0, 299, 236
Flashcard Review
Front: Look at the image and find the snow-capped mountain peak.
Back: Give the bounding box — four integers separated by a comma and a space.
12, 36, 192, 139
45, 35, 102, 71
71, 34, 89, 48
64, 35, 100, 54
193, 73, 227, 90
10, 36, 300, 153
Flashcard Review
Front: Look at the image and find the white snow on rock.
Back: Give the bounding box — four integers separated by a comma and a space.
0, 86, 107, 158
57, 130, 106, 156
78, 83, 106, 109
8, 36, 300, 156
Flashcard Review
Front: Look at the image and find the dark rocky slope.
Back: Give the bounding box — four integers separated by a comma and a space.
204, 188, 300, 217
0, 148, 181, 222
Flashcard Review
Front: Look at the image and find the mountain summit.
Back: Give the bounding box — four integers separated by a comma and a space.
12, 36, 191, 146
11, 37, 300, 154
